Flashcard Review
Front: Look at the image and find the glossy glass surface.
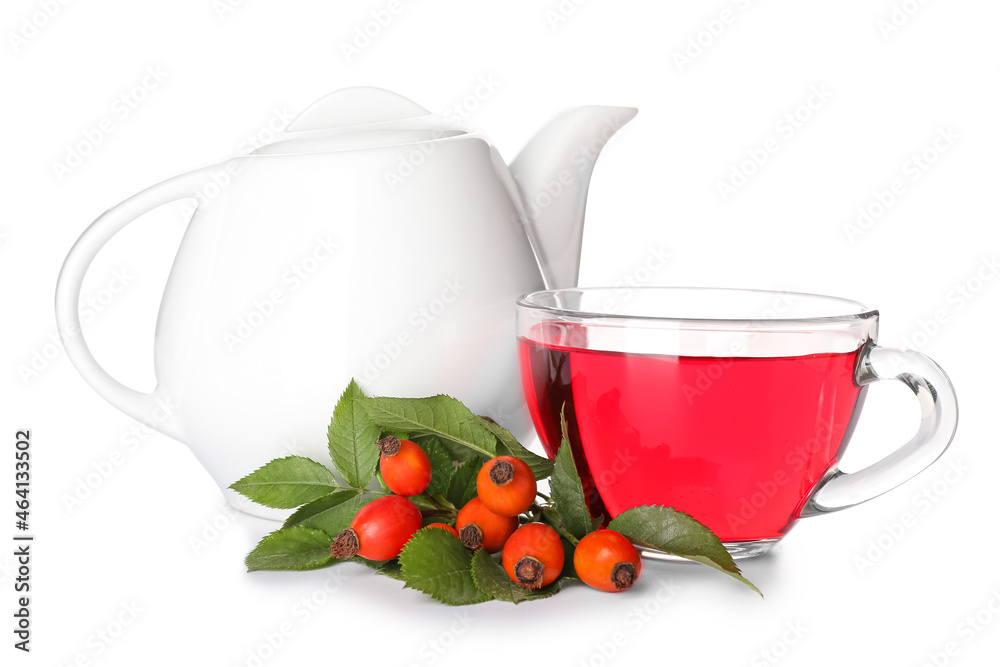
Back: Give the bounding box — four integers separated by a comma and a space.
520, 335, 863, 541
517, 287, 958, 557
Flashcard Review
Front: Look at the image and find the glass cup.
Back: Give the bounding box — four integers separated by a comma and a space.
516, 287, 958, 558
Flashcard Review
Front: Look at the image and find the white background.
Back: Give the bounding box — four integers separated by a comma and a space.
3, 1, 999, 665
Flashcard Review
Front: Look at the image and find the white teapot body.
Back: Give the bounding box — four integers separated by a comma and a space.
55, 89, 635, 516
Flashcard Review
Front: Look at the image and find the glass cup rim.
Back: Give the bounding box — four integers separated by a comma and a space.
516, 286, 879, 328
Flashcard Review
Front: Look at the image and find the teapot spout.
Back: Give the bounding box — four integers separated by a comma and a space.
510, 106, 637, 289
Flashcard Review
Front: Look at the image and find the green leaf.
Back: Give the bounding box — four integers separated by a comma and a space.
282, 490, 362, 529
470, 550, 558, 604
446, 458, 483, 509
414, 436, 457, 496
478, 417, 554, 480
436, 438, 480, 464
245, 526, 333, 572
346, 554, 404, 580
230, 456, 340, 509
409, 495, 441, 512
608, 506, 760, 595
399, 528, 491, 605
327, 380, 382, 489
375, 560, 405, 581
361, 395, 498, 460
549, 439, 593, 539
295, 493, 379, 537
351, 555, 390, 569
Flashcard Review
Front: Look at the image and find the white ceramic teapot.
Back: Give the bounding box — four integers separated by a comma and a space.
55, 88, 636, 516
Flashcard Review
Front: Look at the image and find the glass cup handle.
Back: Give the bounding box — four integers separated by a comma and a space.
801, 343, 959, 516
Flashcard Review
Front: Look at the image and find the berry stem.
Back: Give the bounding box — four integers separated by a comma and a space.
375, 470, 389, 493
428, 492, 456, 511
532, 503, 580, 546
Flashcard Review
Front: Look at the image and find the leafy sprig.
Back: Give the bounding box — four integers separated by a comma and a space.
232, 380, 759, 604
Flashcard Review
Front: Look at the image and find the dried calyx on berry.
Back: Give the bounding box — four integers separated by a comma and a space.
377, 435, 401, 457
513, 555, 546, 589
331, 528, 360, 559
501, 523, 564, 589
488, 460, 515, 485
455, 497, 518, 553
459, 523, 484, 550
611, 562, 638, 591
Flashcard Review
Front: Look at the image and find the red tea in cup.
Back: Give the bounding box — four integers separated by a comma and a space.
516, 288, 957, 558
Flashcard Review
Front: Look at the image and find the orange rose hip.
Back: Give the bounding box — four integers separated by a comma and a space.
476, 455, 536, 516
455, 497, 518, 553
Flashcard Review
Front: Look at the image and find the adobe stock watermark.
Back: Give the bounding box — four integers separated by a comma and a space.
515, 109, 634, 229
177, 160, 241, 221
726, 418, 843, 535
716, 85, 833, 202
339, 0, 416, 64
384, 74, 502, 193
877, 0, 932, 41
918, 589, 1000, 667
361, 278, 466, 381
56, 601, 144, 666
189, 501, 243, 556
7, 0, 73, 54
274, 437, 306, 458
853, 459, 968, 574
681, 291, 797, 406
236, 106, 296, 154
191, 438, 303, 556
750, 620, 809, 667
224, 235, 340, 350
842, 126, 958, 244
213, 0, 249, 20
596, 245, 673, 314
672, 0, 756, 73
17, 267, 135, 386
61, 399, 177, 514
897, 254, 997, 352
51, 65, 169, 182
577, 579, 681, 667
233, 570, 347, 667
177, 106, 296, 221
545, 0, 592, 31
0, 554, 17, 587
404, 611, 477, 667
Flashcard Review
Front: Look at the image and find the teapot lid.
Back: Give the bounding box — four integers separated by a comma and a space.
250, 87, 472, 155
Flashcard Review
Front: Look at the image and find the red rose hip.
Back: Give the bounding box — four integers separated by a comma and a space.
331, 495, 422, 561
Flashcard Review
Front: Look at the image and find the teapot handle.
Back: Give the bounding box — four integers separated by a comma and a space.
55, 166, 217, 438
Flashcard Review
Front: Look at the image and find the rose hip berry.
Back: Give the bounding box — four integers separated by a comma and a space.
455, 497, 518, 553
502, 523, 564, 589
573, 529, 642, 592
476, 455, 537, 517
331, 495, 421, 561
424, 523, 459, 537
377, 436, 432, 497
